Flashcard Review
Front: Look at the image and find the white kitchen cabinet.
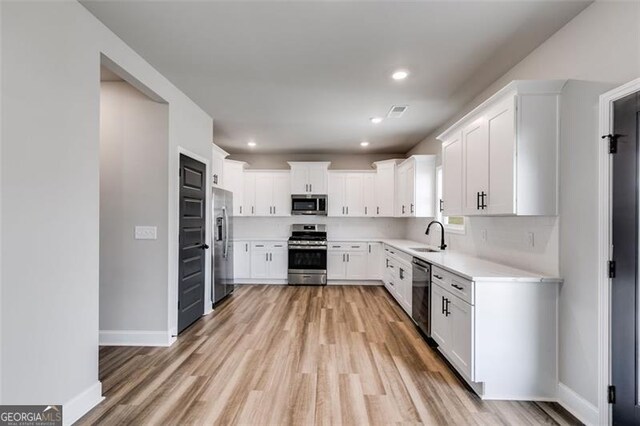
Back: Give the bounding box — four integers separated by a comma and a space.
431, 284, 451, 348
250, 242, 287, 279
211, 144, 228, 188
438, 80, 564, 216
362, 173, 376, 217
223, 160, 247, 216
328, 172, 364, 217
288, 162, 330, 194
441, 132, 463, 216
233, 241, 251, 279
396, 155, 436, 218
327, 242, 367, 280
449, 295, 474, 378
382, 245, 412, 314
373, 160, 401, 217
366, 242, 383, 280
244, 171, 291, 217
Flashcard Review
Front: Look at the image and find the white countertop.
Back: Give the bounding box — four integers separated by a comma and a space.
381, 239, 562, 283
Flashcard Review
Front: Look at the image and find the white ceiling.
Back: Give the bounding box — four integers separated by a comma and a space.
82, 0, 590, 154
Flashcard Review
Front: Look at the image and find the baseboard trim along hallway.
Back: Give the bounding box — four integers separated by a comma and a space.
63, 381, 104, 426
557, 382, 599, 425
99, 330, 176, 347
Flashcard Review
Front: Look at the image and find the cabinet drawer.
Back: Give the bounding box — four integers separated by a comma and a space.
432, 266, 474, 305
383, 245, 413, 264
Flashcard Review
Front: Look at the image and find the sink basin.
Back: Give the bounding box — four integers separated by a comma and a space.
410, 247, 439, 253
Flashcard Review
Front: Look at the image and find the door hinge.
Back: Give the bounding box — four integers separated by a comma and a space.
602, 134, 620, 154
608, 260, 616, 278
608, 385, 616, 404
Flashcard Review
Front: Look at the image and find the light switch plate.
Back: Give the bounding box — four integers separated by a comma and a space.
135, 226, 157, 240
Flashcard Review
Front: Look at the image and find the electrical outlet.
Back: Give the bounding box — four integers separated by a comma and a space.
481, 229, 487, 242
527, 232, 535, 248
135, 226, 157, 240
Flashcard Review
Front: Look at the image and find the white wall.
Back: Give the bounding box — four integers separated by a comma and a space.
227, 153, 406, 170
406, 1, 640, 418
406, 216, 559, 276
1, 1, 212, 423
99, 82, 169, 333
234, 216, 405, 241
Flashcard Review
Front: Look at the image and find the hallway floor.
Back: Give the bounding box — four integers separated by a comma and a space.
79, 285, 579, 425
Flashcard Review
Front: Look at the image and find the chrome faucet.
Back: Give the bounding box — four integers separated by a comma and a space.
425, 220, 447, 250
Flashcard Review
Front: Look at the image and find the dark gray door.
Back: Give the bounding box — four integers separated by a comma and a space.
611, 90, 640, 425
178, 154, 208, 334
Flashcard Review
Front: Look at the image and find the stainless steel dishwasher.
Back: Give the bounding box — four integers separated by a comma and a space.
411, 257, 432, 338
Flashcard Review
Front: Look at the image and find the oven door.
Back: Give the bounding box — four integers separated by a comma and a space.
288, 245, 327, 273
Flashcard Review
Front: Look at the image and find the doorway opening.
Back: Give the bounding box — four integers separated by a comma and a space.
99, 58, 171, 346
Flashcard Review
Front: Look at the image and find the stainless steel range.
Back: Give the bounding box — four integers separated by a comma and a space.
288, 224, 327, 286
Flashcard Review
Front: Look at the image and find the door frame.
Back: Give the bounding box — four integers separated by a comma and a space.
598, 77, 640, 425
172, 147, 212, 339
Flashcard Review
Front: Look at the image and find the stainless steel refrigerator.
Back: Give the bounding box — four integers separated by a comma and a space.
212, 188, 234, 305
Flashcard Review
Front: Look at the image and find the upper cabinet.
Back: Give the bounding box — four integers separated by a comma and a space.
288, 162, 330, 194
243, 171, 291, 217
328, 172, 365, 217
223, 160, 247, 216
396, 155, 436, 218
373, 159, 402, 217
438, 80, 565, 216
211, 144, 229, 188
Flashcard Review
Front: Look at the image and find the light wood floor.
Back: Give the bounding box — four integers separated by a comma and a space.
79, 285, 580, 425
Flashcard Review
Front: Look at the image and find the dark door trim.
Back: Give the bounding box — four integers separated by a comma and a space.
599, 78, 640, 425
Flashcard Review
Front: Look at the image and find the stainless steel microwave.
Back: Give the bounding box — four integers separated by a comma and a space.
291, 194, 328, 215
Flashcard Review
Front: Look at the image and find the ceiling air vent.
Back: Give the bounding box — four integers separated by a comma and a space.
387, 105, 408, 118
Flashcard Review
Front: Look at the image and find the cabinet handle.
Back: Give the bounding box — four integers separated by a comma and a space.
446, 298, 451, 317
386, 258, 389, 268
476, 192, 481, 210
368, 245, 371, 253
399, 268, 404, 279
410, 203, 414, 214
365, 206, 368, 215
346, 206, 349, 215
441, 296, 446, 314
310, 184, 312, 192
240, 206, 243, 214
274, 206, 276, 215
402, 205, 405, 214
439, 199, 444, 212
245, 243, 248, 252
266, 253, 268, 261
342, 253, 345, 262
305, 184, 309, 192
377, 206, 380, 215
342, 206, 345, 215
434, 274, 443, 280
480, 191, 487, 210
451, 283, 464, 291
252, 206, 255, 214
269, 253, 272, 261
347, 253, 350, 262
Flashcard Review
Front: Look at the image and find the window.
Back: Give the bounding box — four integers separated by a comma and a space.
435, 166, 465, 234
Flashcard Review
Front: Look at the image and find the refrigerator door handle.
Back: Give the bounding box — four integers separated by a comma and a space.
222, 206, 229, 258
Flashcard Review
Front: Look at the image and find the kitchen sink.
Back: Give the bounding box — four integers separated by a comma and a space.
410, 247, 439, 253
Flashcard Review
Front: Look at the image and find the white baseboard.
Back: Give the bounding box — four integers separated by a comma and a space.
63, 381, 104, 426
234, 279, 288, 285
557, 382, 599, 426
327, 280, 382, 286
99, 330, 175, 347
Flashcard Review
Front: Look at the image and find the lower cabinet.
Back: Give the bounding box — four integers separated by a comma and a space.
366, 242, 383, 280
233, 241, 252, 279
431, 272, 474, 380
382, 244, 412, 314
249, 242, 287, 279
327, 242, 367, 280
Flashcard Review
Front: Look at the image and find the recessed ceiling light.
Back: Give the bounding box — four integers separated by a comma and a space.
360, 141, 370, 147
392, 69, 409, 80
370, 117, 383, 124
247, 141, 256, 147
